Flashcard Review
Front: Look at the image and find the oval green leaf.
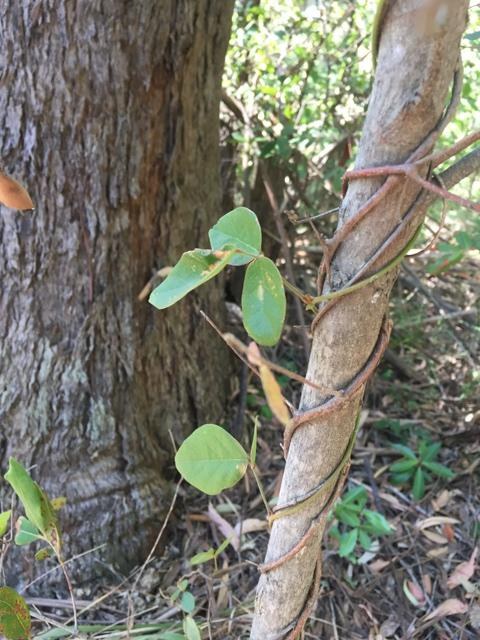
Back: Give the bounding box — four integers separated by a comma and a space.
241, 257, 286, 346
183, 616, 201, 640
209, 207, 261, 266
14, 517, 42, 546
175, 424, 249, 496
0, 587, 31, 640
5, 459, 46, 533
149, 248, 235, 310
0, 510, 11, 537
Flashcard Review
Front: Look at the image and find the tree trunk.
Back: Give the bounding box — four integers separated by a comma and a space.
0, 0, 234, 580
251, 1, 469, 637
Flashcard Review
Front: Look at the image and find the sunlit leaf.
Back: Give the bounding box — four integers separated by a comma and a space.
259, 365, 290, 426
190, 549, 216, 566
241, 257, 286, 346
149, 248, 235, 309
0, 511, 11, 537
5, 459, 51, 534
0, 587, 31, 640
180, 592, 195, 614
14, 517, 42, 546
183, 615, 201, 640
175, 424, 249, 495
209, 207, 261, 265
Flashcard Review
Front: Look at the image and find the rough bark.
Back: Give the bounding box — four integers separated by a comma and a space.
251, 1, 469, 637
0, 0, 234, 581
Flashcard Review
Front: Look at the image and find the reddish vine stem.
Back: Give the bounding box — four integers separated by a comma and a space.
316, 60, 463, 292
257, 55, 480, 638
283, 318, 391, 455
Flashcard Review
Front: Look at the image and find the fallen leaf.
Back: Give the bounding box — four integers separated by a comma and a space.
421, 529, 448, 545
259, 364, 290, 426
424, 598, 468, 621
234, 517, 268, 536
247, 342, 262, 367
431, 490, 451, 511
404, 580, 426, 607
207, 504, 240, 551
442, 523, 455, 543
422, 574, 432, 595
447, 547, 478, 589
416, 516, 459, 530
379, 616, 400, 638
0, 172, 34, 210
427, 546, 449, 559
369, 558, 391, 573
469, 603, 480, 630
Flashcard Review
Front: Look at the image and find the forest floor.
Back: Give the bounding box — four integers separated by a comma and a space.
30, 253, 479, 640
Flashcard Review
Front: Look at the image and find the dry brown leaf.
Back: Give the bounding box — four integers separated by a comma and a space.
379, 616, 400, 638
234, 518, 268, 536
247, 341, 262, 367
427, 546, 449, 559
207, 503, 240, 551
416, 516, 459, 530
422, 574, 432, 595
421, 529, 449, 545
447, 547, 478, 589
0, 172, 34, 210
259, 364, 290, 426
424, 598, 468, 621
469, 603, 480, 630
369, 558, 392, 573
442, 523, 455, 543
431, 489, 451, 511
406, 580, 426, 606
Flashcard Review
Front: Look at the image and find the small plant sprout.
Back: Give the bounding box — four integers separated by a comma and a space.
149, 207, 286, 346
389, 440, 456, 501
329, 486, 393, 563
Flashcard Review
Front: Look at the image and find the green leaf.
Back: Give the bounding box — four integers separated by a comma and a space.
214, 536, 231, 557
175, 424, 249, 495
183, 616, 201, 640
180, 592, 195, 614
241, 257, 286, 346
190, 549, 216, 566
149, 248, 235, 310
335, 507, 361, 528
0, 510, 11, 537
391, 472, 414, 485
339, 528, 358, 558
5, 459, 56, 535
208, 207, 261, 266
390, 458, 418, 473
341, 486, 367, 506
250, 417, 259, 465
363, 510, 393, 535
0, 587, 31, 640
14, 517, 42, 546
391, 444, 417, 460
422, 461, 455, 479
35, 547, 53, 561
358, 529, 372, 551
420, 441, 441, 462
412, 467, 426, 501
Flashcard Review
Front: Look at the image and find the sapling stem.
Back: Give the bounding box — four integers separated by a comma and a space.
249, 464, 272, 520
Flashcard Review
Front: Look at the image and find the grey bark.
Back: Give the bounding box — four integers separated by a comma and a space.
251, 1, 469, 637
0, 0, 234, 581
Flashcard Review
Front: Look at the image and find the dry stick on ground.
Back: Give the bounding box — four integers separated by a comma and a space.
250, 2, 472, 638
